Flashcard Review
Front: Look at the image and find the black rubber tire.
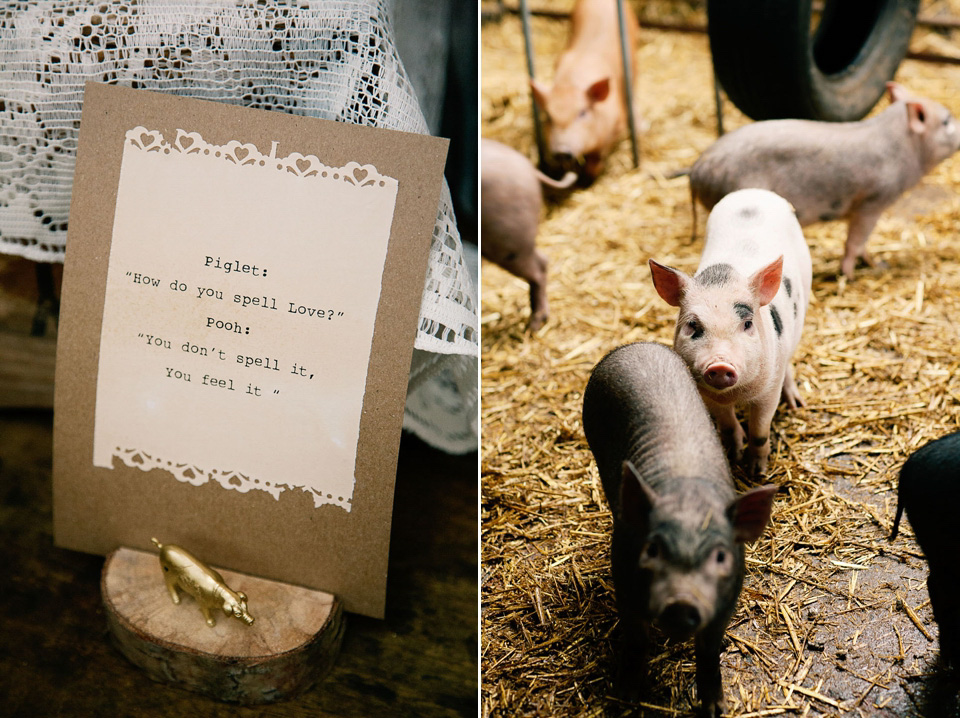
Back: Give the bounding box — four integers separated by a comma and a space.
707, 0, 919, 121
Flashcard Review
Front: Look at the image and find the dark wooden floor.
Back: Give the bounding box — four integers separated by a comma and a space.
0, 403, 477, 717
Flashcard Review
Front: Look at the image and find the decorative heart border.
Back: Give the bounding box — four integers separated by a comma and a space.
127, 126, 394, 189
113, 447, 353, 510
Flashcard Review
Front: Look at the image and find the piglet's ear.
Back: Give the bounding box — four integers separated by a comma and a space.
587, 77, 610, 104
906, 101, 927, 135
531, 79, 549, 111
727, 484, 778, 543
620, 461, 658, 528
886, 81, 908, 104
649, 259, 687, 307
749, 256, 783, 307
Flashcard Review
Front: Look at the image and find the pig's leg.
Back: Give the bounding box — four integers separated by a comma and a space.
781, 364, 805, 409
841, 210, 883, 280
200, 602, 217, 628
708, 402, 744, 464
499, 249, 550, 332
689, 184, 698, 243
525, 249, 549, 332
929, 569, 959, 667
164, 575, 181, 605
694, 622, 726, 718
611, 530, 651, 700
745, 391, 780, 475
616, 620, 651, 701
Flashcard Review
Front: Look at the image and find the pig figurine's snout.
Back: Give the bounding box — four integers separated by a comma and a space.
232, 594, 255, 625
704, 362, 738, 390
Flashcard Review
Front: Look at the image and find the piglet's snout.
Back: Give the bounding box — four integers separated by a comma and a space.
704, 362, 738, 389
549, 151, 581, 174
658, 601, 702, 639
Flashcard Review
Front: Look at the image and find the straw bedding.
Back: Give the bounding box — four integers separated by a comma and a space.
481, 3, 960, 715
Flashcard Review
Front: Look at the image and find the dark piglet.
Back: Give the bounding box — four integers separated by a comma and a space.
582, 342, 777, 717
891, 430, 960, 667
480, 138, 575, 331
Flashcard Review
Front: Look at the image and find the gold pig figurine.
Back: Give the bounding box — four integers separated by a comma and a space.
151, 538, 255, 628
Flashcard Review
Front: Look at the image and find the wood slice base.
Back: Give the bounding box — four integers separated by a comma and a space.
102, 547, 344, 704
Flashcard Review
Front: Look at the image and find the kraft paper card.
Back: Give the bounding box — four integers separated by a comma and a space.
53, 82, 449, 618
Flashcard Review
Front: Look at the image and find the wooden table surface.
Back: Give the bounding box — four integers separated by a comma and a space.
0, 408, 478, 717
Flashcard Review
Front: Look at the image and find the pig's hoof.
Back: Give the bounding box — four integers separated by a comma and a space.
839, 258, 857, 281
745, 449, 769, 477
527, 313, 547, 333
697, 699, 724, 718
720, 428, 745, 463
613, 681, 644, 703
781, 387, 805, 409
613, 655, 649, 703
729, 448, 744, 467
612, 666, 648, 703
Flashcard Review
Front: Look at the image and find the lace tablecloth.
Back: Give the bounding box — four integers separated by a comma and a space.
0, 0, 477, 453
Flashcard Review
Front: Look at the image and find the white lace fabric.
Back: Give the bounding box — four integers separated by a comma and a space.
0, 0, 478, 453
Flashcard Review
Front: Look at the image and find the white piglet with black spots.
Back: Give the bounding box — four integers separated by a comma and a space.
649, 188, 812, 475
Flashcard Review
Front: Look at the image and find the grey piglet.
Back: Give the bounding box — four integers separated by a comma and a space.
582, 341, 777, 717
690, 82, 960, 279
480, 138, 575, 331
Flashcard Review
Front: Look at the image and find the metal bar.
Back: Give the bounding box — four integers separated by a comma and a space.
616, 0, 640, 167
519, 0, 547, 166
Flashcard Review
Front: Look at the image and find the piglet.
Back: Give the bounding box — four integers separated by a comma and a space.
583, 341, 777, 717
891, 430, 960, 667
531, 0, 639, 182
650, 188, 812, 475
481, 138, 575, 331
690, 82, 960, 279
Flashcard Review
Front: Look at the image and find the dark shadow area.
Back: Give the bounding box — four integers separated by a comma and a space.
905, 659, 960, 718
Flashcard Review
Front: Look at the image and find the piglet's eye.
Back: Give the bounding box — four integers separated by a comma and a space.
712, 546, 733, 571
743, 320, 753, 331
644, 541, 660, 559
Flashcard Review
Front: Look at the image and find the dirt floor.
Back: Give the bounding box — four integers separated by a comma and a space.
481, 3, 960, 716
